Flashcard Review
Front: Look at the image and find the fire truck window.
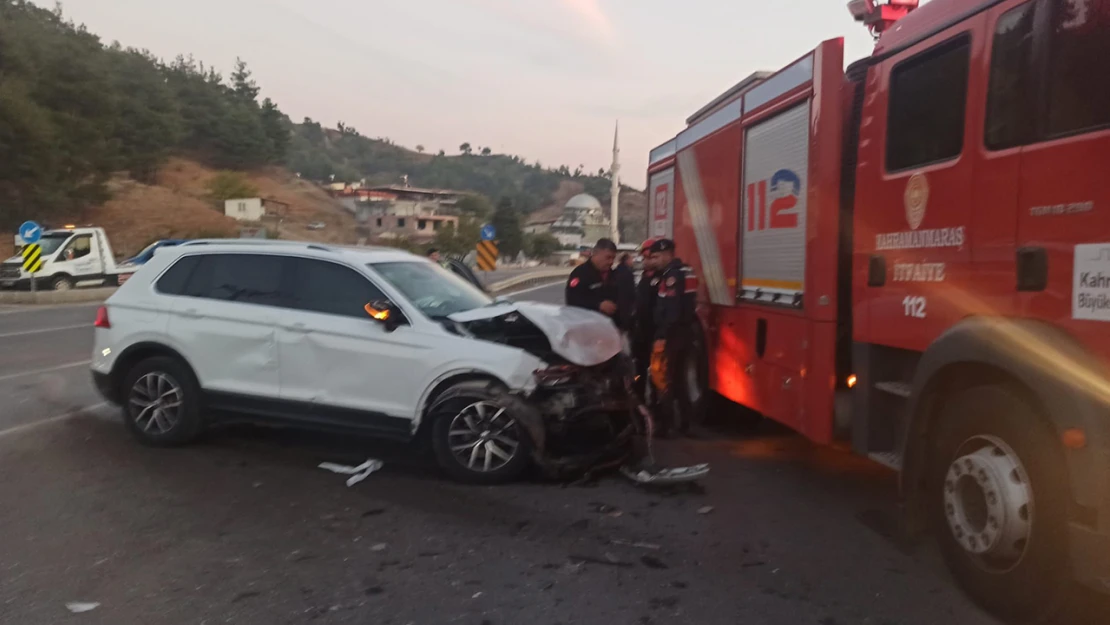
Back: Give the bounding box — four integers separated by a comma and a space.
1046, 0, 1110, 137
886, 35, 971, 172
986, 2, 1036, 150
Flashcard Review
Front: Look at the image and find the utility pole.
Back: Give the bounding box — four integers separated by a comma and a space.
610, 120, 620, 243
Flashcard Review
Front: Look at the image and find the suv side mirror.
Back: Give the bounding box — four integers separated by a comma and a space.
364, 300, 401, 332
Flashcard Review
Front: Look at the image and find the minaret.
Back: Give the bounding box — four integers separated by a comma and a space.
610, 121, 620, 243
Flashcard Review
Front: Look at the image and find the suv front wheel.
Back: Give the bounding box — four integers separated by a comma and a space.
121, 356, 204, 446
429, 382, 532, 484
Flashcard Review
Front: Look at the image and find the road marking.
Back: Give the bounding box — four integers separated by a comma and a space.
0, 360, 92, 383
0, 323, 89, 339
0, 401, 110, 439
0, 302, 101, 315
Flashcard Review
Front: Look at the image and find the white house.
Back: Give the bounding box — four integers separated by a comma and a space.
225, 198, 265, 222
224, 198, 290, 223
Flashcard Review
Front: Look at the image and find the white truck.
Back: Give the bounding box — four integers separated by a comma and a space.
2, 226, 136, 291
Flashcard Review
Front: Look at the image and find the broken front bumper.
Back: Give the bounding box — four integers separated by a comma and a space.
512, 356, 642, 479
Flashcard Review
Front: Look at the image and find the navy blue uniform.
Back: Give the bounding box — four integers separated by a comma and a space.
651, 258, 699, 434
565, 261, 618, 319
653, 259, 696, 341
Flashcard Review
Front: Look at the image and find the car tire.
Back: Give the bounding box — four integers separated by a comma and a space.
929, 384, 1072, 624
120, 356, 205, 447
51, 275, 74, 291
428, 381, 532, 485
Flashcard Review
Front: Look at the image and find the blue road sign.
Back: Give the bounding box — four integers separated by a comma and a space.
19, 221, 42, 244
480, 224, 497, 241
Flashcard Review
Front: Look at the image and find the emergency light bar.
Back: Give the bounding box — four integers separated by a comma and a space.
848, 0, 919, 36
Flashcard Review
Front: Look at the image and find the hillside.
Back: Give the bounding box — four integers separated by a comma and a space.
287, 123, 648, 241
0, 0, 648, 256
0, 158, 358, 260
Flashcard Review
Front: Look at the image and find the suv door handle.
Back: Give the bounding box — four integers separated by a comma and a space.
282, 322, 309, 333
180, 308, 200, 319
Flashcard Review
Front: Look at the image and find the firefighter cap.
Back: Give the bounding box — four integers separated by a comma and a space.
640, 238, 660, 253
648, 238, 675, 254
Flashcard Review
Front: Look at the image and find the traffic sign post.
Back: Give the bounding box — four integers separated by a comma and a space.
480, 224, 497, 241
19, 220, 42, 245
476, 240, 498, 272
21, 242, 44, 296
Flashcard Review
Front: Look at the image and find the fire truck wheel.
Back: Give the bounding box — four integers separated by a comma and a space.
929, 384, 1071, 623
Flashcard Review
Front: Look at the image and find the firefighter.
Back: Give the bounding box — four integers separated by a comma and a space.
565, 238, 620, 323
648, 238, 697, 435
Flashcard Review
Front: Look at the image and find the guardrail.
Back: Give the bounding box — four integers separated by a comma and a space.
487, 268, 570, 294
0, 269, 572, 305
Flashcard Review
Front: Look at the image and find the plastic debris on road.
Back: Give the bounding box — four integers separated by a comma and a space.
318, 458, 384, 487
66, 602, 100, 614
697, 505, 715, 515
620, 463, 710, 485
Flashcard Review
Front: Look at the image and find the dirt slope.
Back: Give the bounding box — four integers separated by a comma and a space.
15, 158, 362, 259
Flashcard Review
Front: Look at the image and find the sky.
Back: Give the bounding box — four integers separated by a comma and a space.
49, 0, 877, 187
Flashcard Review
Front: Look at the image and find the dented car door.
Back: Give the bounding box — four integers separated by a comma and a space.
277, 257, 430, 426
168, 253, 284, 398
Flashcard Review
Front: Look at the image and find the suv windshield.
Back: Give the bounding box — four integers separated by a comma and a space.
371, 260, 492, 319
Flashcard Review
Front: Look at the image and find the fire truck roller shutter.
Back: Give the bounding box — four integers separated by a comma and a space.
740, 101, 810, 305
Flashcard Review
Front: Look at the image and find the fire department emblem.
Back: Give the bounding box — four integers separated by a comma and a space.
904, 173, 929, 231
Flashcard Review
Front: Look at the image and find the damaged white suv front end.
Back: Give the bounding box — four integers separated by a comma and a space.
432, 301, 640, 483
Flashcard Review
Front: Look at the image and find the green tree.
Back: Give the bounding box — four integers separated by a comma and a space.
525, 232, 559, 259
459, 142, 472, 155
456, 194, 493, 218
230, 57, 259, 102
259, 97, 290, 163
416, 145, 425, 153
481, 147, 492, 156
207, 171, 259, 204
491, 197, 524, 257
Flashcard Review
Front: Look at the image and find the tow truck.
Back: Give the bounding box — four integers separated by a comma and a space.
647, 0, 1110, 620
2, 225, 136, 290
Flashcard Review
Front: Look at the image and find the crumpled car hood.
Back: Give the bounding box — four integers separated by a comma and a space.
449, 301, 622, 367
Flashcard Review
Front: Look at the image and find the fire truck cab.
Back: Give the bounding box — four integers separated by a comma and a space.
649, 0, 1110, 619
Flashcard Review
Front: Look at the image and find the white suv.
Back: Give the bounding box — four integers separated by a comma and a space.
91, 240, 630, 483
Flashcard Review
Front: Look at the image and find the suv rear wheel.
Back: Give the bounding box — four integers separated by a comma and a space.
429, 382, 531, 484
121, 356, 204, 446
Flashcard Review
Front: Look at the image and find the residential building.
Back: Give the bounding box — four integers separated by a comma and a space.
223, 198, 289, 223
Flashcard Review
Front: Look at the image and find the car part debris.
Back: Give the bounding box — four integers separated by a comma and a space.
697, 505, 715, 515
66, 602, 100, 614
318, 458, 384, 487
610, 539, 662, 550
621, 463, 710, 485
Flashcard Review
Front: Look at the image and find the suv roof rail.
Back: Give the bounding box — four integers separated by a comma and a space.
180, 239, 333, 252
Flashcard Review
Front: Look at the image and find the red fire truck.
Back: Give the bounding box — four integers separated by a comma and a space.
648, 0, 1109, 619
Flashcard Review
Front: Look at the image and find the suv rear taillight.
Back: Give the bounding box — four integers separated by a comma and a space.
94, 306, 111, 329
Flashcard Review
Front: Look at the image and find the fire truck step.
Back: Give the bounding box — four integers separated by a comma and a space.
867, 451, 903, 471
874, 381, 912, 399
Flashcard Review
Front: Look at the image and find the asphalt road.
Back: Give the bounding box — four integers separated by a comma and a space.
0, 289, 1105, 625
